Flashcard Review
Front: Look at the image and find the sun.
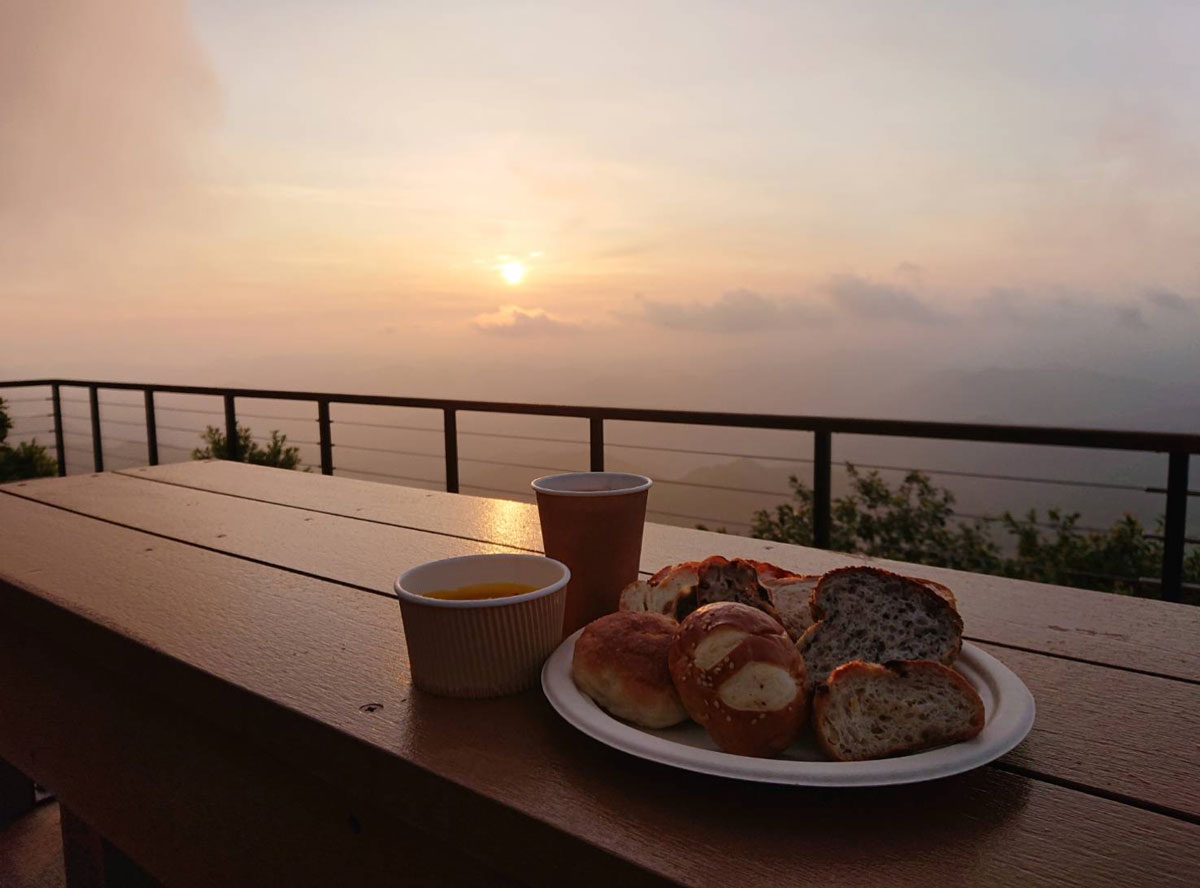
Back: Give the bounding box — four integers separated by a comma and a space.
500, 261, 525, 285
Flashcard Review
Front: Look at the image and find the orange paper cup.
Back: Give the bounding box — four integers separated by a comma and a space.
395, 554, 570, 698
531, 472, 652, 638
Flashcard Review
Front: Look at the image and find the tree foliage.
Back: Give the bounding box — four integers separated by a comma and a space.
751, 464, 1198, 604
0, 397, 58, 482
192, 424, 304, 470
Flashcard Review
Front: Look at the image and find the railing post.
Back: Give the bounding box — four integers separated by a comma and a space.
51, 383, 66, 476
1160, 452, 1189, 603
317, 400, 333, 476
88, 384, 103, 473
144, 389, 158, 466
590, 417, 605, 472
224, 394, 240, 461
443, 409, 459, 493
812, 430, 832, 549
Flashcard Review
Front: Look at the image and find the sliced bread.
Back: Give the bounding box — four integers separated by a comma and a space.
798, 566, 963, 683
812, 659, 985, 761
761, 574, 819, 640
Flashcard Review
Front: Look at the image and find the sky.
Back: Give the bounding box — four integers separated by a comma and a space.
2, 0, 1199, 424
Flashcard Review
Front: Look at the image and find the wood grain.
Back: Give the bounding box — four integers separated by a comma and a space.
111, 462, 1200, 681
2, 494, 1199, 886
975, 643, 1200, 819
5, 473, 1200, 817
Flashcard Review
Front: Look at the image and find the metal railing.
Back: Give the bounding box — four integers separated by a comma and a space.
2, 377, 1196, 602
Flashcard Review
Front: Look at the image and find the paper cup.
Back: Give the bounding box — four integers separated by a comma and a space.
531, 472, 652, 637
395, 554, 570, 698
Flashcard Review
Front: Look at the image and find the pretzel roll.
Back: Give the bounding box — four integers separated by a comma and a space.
668, 602, 808, 757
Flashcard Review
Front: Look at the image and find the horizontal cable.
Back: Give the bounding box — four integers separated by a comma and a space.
331, 419, 441, 432
0, 396, 50, 403
608, 440, 810, 462
457, 456, 578, 473
8, 429, 54, 438
92, 417, 145, 428
4, 413, 54, 421
249, 436, 320, 446
1142, 534, 1200, 546
654, 477, 792, 498
237, 412, 315, 422
459, 429, 585, 445
331, 419, 587, 448
154, 406, 222, 417
156, 424, 204, 434
951, 512, 1109, 534
332, 446, 442, 461
611, 440, 1159, 494
647, 508, 752, 528
1144, 487, 1200, 497
329, 441, 431, 455
332, 466, 443, 485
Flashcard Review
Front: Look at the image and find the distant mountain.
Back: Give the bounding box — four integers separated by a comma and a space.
880, 366, 1200, 431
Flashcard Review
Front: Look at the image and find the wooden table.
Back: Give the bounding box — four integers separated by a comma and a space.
1, 462, 1197, 887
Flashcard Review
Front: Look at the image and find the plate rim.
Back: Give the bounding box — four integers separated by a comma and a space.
541, 631, 1036, 787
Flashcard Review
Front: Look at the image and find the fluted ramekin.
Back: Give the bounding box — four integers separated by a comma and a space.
395, 554, 570, 698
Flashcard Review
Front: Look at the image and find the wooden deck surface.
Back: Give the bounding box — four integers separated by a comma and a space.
1, 462, 1197, 887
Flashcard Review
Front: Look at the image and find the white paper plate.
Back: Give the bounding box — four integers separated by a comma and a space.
542, 631, 1035, 786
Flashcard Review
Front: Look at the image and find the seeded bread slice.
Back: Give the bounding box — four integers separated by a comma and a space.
798, 566, 963, 684
812, 660, 985, 761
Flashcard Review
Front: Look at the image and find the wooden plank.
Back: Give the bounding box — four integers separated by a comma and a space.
2, 495, 1199, 886
1, 618, 526, 888
4, 472, 512, 597
6, 474, 1200, 818
113, 462, 1200, 681
974, 642, 1200, 819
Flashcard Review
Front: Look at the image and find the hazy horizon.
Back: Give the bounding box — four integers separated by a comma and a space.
3, 1, 1199, 434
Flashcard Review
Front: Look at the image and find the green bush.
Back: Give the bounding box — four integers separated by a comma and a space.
192, 425, 304, 470
0, 397, 58, 482
751, 464, 1197, 603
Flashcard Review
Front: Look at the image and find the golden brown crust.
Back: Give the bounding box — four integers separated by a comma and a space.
741, 559, 802, 581
668, 602, 808, 757
572, 612, 688, 728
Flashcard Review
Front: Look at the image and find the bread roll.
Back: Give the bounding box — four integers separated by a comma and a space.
668, 602, 808, 757
618, 556, 784, 627
812, 659, 985, 761
571, 612, 688, 728
799, 566, 963, 684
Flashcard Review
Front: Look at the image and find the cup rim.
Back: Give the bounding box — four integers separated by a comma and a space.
530, 471, 653, 497
394, 553, 571, 609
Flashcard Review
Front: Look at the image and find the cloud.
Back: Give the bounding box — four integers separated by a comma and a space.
631, 290, 826, 333
1115, 305, 1149, 329
826, 275, 943, 323
1143, 288, 1194, 312
472, 305, 578, 335
895, 262, 925, 287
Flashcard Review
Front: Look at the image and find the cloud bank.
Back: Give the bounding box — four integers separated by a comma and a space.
472, 305, 579, 336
